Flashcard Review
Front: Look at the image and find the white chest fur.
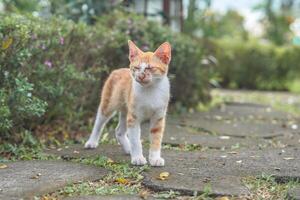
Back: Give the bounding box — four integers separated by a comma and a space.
132, 76, 170, 121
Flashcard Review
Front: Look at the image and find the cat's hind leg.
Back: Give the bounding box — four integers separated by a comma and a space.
115, 110, 131, 154
85, 109, 113, 149
85, 71, 118, 149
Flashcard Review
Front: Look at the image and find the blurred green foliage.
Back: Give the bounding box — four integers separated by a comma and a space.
254, 0, 298, 45
2, 0, 41, 13
184, 2, 248, 40
1, 0, 122, 23
213, 38, 300, 90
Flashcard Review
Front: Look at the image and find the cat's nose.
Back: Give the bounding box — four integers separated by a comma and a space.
138, 74, 146, 80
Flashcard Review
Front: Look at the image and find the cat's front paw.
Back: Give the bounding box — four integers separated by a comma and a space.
149, 157, 165, 167
84, 140, 98, 149
131, 156, 147, 165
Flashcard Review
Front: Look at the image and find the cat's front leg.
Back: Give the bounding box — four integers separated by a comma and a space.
127, 114, 147, 165
149, 117, 165, 166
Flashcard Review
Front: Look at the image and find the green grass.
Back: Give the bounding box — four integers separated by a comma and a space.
242, 174, 300, 200
162, 143, 204, 151
0, 131, 56, 162
41, 155, 149, 199
287, 79, 300, 94
60, 180, 141, 196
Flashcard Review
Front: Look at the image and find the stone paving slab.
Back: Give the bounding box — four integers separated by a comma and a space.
273, 134, 300, 148
0, 160, 108, 200
64, 195, 155, 200
202, 102, 296, 121
178, 116, 297, 138
143, 147, 300, 196
100, 102, 300, 149
141, 122, 269, 149
288, 187, 300, 200
45, 144, 300, 197
141, 121, 299, 150
168, 102, 299, 139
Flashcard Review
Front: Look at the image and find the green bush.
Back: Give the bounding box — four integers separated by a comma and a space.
213, 39, 300, 91
0, 11, 211, 140
0, 14, 104, 140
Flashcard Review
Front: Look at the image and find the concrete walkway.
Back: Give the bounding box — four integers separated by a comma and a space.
1, 101, 299, 199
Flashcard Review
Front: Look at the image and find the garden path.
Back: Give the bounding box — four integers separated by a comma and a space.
1, 100, 300, 199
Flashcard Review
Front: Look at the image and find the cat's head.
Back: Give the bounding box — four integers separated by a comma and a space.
128, 40, 171, 86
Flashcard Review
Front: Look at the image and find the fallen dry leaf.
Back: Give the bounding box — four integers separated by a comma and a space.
41, 196, 58, 200
250, 155, 260, 158
115, 177, 129, 185
30, 175, 39, 179
0, 164, 8, 169
283, 157, 295, 160
139, 190, 150, 199
30, 173, 42, 179
2, 37, 13, 50
291, 124, 298, 130
219, 136, 230, 140
157, 171, 170, 180
107, 158, 115, 164
203, 177, 211, 183
227, 151, 238, 154
217, 197, 230, 200
178, 144, 185, 149
215, 115, 223, 120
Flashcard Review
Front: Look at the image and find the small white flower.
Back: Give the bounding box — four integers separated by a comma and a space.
82, 4, 88, 12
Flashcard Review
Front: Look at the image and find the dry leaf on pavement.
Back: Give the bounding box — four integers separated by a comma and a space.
0, 164, 8, 169
157, 171, 170, 180
115, 177, 129, 185
139, 190, 150, 199
107, 158, 115, 164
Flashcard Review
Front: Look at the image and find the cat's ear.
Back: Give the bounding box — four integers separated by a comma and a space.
154, 42, 171, 65
128, 40, 143, 62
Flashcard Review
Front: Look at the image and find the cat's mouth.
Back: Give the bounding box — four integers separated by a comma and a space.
136, 79, 151, 86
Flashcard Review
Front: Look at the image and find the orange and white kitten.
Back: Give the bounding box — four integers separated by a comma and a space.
84, 40, 171, 166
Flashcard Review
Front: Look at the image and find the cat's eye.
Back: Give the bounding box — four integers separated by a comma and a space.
145, 66, 152, 70
145, 66, 155, 71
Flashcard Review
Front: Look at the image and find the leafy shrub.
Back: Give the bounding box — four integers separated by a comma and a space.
213, 38, 300, 91
0, 14, 101, 140
0, 11, 211, 140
